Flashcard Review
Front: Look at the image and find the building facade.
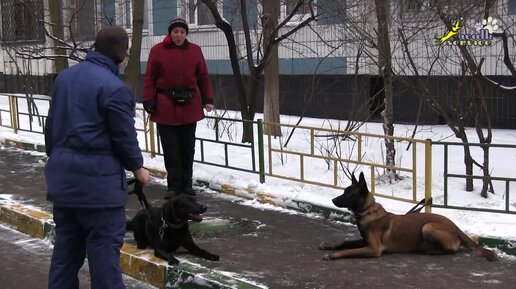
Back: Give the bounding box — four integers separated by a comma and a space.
1, 0, 515, 127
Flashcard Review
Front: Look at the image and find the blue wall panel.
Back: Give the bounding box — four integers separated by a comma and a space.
222, 0, 258, 30
142, 57, 346, 75
509, 0, 516, 15
153, 0, 177, 35
280, 57, 347, 75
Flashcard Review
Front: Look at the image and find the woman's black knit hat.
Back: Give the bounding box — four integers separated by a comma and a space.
168, 17, 189, 35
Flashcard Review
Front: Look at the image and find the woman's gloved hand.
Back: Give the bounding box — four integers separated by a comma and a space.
143, 99, 156, 114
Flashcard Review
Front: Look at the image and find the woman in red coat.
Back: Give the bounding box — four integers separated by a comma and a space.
143, 17, 214, 198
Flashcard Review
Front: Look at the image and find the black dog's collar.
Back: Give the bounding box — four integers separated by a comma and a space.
158, 211, 184, 240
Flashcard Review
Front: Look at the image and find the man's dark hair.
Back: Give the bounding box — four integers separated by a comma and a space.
93, 26, 129, 64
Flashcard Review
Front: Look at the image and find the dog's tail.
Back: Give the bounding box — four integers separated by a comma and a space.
126, 219, 134, 231
458, 229, 497, 261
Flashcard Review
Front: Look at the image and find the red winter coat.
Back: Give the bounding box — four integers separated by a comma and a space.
143, 35, 213, 126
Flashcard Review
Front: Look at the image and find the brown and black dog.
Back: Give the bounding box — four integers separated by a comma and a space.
320, 172, 497, 261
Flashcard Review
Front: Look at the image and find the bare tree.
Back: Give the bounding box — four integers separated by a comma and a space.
393, 0, 516, 197
375, 0, 397, 181
262, 0, 281, 136
200, 0, 316, 143
3, 1, 144, 96
125, 0, 145, 95
48, 0, 69, 72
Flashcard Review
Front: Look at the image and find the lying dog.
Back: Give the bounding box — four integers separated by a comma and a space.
126, 193, 219, 265
320, 172, 497, 261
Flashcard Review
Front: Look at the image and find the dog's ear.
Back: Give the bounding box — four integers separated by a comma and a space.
358, 172, 368, 191
351, 173, 358, 184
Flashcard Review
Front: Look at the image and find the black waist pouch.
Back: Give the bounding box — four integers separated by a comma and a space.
158, 87, 195, 104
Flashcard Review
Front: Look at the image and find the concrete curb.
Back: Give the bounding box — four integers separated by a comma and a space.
0, 201, 264, 289
3, 138, 516, 258
2, 138, 46, 153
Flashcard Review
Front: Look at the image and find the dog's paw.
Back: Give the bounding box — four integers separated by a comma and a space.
322, 253, 333, 260
168, 257, 180, 266
206, 254, 220, 261
319, 242, 333, 250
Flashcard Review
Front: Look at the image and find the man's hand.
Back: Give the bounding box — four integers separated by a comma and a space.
204, 104, 214, 112
134, 167, 151, 185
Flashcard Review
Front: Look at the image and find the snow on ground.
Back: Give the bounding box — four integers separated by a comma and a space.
1, 93, 515, 240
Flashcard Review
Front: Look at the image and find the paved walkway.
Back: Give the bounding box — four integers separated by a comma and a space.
0, 224, 155, 289
1, 146, 516, 289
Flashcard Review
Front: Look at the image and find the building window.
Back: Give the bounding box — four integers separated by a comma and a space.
399, 0, 425, 15
286, 0, 311, 16
100, 0, 117, 27
222, 0, 258, 30
316, 0, 345, 25
185, 0, 216, 26
1, 0, 45, 43
509, 0, 516, 15
398, 0, 429, 20
73, 0, 97, 40
121, 0, 150, 31
281, 0, 314, 23
61, 0, 97, 40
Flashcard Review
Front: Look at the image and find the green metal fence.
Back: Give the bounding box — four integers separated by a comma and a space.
195, 116, 264, 180
433, 141, 516, 215
2, 93, 515, 215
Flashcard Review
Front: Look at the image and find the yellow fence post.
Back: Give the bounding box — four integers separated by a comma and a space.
412, 141, 417, 202
143, 111, 149, 152
357, 134, 362, 162
424, 139, 432, 213
370, 166, 375, 195
149, 120, 156, 158
9, 95, 19, 134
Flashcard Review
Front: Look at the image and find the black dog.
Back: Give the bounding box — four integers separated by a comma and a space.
126, 194, 220, 265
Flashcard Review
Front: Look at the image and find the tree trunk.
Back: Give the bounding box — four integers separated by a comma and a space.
200, 0, 254, 142
462, 141, 474, 191
374, 0, 396, 178
262, 0, 281, 137
241, 75, 260, 143
48, 0, 68, 73
125, 0, 144, 96
472, 73, 493, 197
200, 0, 315, 143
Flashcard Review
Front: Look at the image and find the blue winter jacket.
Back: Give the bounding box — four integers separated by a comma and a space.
44, 51, 143, 208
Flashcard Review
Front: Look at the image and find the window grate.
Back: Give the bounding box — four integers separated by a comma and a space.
1, 0, 45, 43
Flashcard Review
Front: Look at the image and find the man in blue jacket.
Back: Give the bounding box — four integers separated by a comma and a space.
44, 26, 150, 289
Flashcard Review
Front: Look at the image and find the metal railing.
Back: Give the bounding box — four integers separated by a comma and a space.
261, 121, 432, 211
3, 93, 514, 215
0, 93, 431, 211
0, 94, 49, 134
135, 109, 264, 181
433, 141, 516, 215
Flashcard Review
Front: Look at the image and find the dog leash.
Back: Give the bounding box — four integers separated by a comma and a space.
406, 197, 433, 214
127, 178, 150, 209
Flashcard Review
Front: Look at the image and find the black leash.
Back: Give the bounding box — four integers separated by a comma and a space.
406, 197, 433, 214
127, 178, 150, 209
